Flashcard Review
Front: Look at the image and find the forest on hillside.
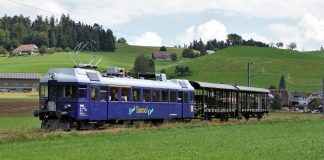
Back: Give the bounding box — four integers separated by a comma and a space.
0, 14, 116, 52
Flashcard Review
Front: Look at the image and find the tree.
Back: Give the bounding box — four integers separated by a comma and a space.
288, 42, 297, 50
308, 99, 321, 110
160, 46, 167, 51
64, 47, 71, 52
276, 42, 284, 48
271, 94, 282, 110
0, 46, 8, 57
171, 53, 177, 62
39, 45, 47, 55
133, 54, 155, 75
117, 37, 127, 44
175, 66, 191, 75
279, 75, 286, 89
182, 48, 196, 58
226, 33, 242, 46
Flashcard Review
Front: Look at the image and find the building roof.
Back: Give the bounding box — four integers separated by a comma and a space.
0, 73, 41, 80
291, 92, 308, 98
152, 51, 171, 59
13, 44, 39, 53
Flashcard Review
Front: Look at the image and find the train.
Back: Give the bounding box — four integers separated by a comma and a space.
34, 66, 271, 130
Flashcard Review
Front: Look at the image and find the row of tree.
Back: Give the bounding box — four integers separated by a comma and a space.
188, 33, 270, 55
0, 14, 116, 52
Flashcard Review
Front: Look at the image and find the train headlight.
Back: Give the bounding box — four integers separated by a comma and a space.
64, 104, 71, 110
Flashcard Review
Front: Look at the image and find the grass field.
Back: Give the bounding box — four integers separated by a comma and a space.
0, 114, 324, 160
165, 46, 324, 92
1, 44, 324, 91
0, 92, 38, 100
0, 43, 185, 74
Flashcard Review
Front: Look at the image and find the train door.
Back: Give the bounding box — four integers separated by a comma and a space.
89, 85, 107, 120
48, 80, 58, 102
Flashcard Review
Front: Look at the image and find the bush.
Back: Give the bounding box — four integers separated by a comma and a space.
47, 48, 55, 54
0, 46, 8, 57
175, 65, 191, 75
133, 54, 155, 75
64, 47, 71, 52
39, 45, 47, 55
182, 48, 196, 58
171, 53, 177, 62
54, 47, 64, 52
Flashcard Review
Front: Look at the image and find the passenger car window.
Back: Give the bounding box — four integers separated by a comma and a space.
100, 86, 108, 101
133, 88, 141, 102
110, 87, 119, 101
59, 85, 77, 98
153, 90, 160, 102
121, 88, 130, 102
184, 92, 189, 103
79, 85, 87, 98
190, 91, 195, 102
143, 89, 151, 102
170, 91, 177, 102
91, 86, 99, 101
162, 90, 168, 102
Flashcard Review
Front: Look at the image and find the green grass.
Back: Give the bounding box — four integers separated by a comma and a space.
0, 44, 184, 74
1, 119, 324, 159
166, 46, 324, 92
0, 116, 40, 132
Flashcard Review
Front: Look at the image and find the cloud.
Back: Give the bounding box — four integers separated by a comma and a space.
241, 32, 269, 43
130, 32, 163, 46
177, 19, 228, 45
267, 13, 324, 51
2, 0, 324, 26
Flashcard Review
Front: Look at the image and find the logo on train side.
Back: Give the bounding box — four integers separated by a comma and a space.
79, 104, 88, 117
129, 106, 154, 116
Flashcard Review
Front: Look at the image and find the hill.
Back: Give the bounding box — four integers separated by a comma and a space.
165, 46, 324, 92
1, 44, 324, 92
0, 43, 185, 74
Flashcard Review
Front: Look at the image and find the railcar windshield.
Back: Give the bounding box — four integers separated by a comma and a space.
40, 84, 48, 98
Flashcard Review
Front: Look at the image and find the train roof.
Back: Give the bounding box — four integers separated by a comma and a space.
41, 68, 194, 91
190, 81, 270, 93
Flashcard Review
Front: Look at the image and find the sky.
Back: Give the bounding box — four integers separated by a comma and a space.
1, 0, 324, 51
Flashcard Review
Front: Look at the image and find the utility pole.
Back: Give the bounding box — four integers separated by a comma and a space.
247, 62, 272, 87
322, 79, 324, 115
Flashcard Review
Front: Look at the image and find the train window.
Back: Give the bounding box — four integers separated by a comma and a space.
59, 85, 77, 98
170, 91, 177, 103
184, 92, 189, 103
178, 91, 183, 103
40, 84, 48, 98
190, 91, 195, 102
79, 85, 87, 98
133, 88, 141, 102
152, 90, 160, 102
143, 89, 151, 102
121, 88, 130, 102
100, 86, 108, 101
162, 90, 168, 102
91, 87, 99, 101
110, 87, 119, 101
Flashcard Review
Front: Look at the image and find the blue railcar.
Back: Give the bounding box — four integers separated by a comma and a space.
35, 68, 195, 130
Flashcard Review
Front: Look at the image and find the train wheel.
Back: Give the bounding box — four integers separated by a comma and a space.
257, 114, 263, 121
244, 115, 250, 121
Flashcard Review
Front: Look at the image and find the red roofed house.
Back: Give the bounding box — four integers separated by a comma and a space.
152, 51, 171, 60
13, 44, 39, 56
